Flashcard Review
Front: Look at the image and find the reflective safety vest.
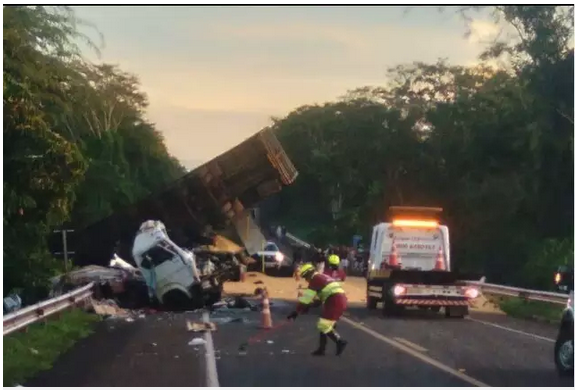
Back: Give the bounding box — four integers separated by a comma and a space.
298, 273, 345, 306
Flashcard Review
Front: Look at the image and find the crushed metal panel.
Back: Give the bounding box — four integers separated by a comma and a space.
70, 128, 298, 267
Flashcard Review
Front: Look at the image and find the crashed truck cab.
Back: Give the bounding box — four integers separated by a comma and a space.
132, 220, 221, 308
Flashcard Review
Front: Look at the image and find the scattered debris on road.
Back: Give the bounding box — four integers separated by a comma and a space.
188, 338, 207, 346
186, 320, 217, 332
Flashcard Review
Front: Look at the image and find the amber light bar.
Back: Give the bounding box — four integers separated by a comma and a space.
392, 219, 439, 228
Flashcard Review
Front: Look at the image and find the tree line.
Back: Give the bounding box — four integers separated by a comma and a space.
3, 6, 573, 297
4, 6, 186, 298
263, 6, 574, 289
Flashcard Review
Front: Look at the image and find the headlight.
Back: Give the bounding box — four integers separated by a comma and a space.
275, 252, 284, 262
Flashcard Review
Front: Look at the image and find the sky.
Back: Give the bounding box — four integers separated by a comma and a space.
72, 6, 501, 170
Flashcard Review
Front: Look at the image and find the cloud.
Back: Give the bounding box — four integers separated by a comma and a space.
145, 105, 274, 164
73, 7, 505, 165
467, 19, 502, 45
211, 22, 373, 55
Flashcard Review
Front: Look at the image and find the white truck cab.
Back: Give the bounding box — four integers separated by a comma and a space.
132, 220, 205, 307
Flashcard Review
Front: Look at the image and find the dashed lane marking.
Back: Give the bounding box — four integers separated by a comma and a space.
393, 337, 429, 353
342, 316, 489, 387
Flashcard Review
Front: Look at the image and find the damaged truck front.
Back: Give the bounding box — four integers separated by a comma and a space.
133, 220, 223, 309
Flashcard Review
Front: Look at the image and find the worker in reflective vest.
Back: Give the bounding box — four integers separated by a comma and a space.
323, 254, 342, 280
287, 263, 348, 356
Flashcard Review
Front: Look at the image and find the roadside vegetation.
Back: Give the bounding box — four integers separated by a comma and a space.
3, 6, 573, 303
3, 309, 100, 386
261, 6, 574, 289
487, 294, 564, 323
4, 6, 185, 301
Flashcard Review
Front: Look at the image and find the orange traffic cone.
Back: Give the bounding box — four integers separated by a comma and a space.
261, 289, 273, 329
388, 239, 400, 267
435, 246, 445, 270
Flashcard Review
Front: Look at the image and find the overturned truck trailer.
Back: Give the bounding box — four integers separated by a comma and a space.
71, 128, 298, 267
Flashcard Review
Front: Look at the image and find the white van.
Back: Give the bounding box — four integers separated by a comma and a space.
132, 220, 220, 307
368, 221, 450, 272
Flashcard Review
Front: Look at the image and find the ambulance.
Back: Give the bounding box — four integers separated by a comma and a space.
366, 206, 479, 318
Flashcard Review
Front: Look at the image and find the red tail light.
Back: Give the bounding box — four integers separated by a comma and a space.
393, 285, 406, 296
463, 287, 479, 299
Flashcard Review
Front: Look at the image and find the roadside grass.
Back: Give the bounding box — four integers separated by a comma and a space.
487, 294, 564, 324
3, 308, 100, 386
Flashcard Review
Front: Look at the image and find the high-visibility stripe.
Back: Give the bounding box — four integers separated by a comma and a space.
299, 289, 317, 305
368, 291, 382, 298
394, 299, 468, 306
317, 318, 336, 334
319, 282, 344, 302
368, 286, 383, 292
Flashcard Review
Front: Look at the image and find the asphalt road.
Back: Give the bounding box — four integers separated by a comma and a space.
24, 276, 573, 387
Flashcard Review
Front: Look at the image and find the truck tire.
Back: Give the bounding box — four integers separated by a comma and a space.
162, 290, 193, 311
555, 331, 574, 376
383, 299, 403, 317
366, 296, 378, 310
445, 306, 468, 318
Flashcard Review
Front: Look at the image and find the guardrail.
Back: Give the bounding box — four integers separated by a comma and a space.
3, 283, 94, 336
467, 281, 569, 305
284, 230, 570, 306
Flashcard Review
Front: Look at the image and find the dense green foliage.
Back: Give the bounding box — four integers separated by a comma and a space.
265, 6, 574, 287
4, 6, 185, 295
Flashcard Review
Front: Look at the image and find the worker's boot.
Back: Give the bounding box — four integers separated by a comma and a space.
327, 330, 348, 356
311, 332, 327, 356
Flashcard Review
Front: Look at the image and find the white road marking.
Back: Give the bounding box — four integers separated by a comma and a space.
202, 311, 220, 387
467, 317, 556, 343
393, 337, 429, 353
342, 317, 489, 387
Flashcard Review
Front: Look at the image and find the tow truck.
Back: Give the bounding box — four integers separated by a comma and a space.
366, 206, 480, 318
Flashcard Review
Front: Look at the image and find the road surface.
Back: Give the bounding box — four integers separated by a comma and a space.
25, 275, 573, 387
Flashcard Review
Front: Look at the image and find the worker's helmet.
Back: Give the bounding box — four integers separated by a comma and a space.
298, 263, 316, 279
328, 254, 340, 266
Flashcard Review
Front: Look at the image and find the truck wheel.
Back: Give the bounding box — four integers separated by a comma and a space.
445, 306, 467, 318
555, 332, 574, 376
162, 290, 193, 311
366, 296, 378, 310
383, 300, 403, 317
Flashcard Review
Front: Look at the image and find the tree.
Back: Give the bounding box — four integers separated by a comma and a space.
267, 6, 573, 285
3, 6, 185, 294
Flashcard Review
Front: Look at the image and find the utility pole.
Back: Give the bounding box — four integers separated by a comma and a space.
53, 229, 75, 273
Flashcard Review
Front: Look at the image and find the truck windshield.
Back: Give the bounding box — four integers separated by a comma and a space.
141, 245, 177, 269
